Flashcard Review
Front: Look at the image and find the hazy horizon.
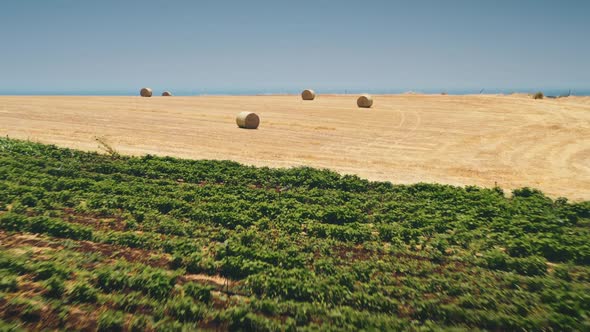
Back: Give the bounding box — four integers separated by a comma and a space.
0, 87, 586, 97
1, 0, 588, 93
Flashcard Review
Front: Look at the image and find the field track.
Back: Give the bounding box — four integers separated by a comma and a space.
1, 94, 589, 200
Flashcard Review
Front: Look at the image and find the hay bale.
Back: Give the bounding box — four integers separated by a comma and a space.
162, 91, 172, 96
140, 88, 153, 97
301, 89, 316, 100
236, 112, 260, 129
357, 94, 373, 108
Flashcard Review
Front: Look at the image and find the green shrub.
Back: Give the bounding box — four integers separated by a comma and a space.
9, 202, 27, 214
223, 307, 281, 332
0, 212, 28, 232
130, 269, 176, 299
95, 267, 130, 292
100, 231, 160, 250
182, 252, 204, 274
43, 276, 65, 299
0, 319, 25, 332
377, 223, 403, 243
321, 206, 365, 225
220, 256, 271, 279
97, 310, 125, 332
166, 296, 207, 322
68, 282, 98, 303
29, 216, 92, 240
483, 250, 547, 276
0, 272, 18, 292
183, 282, 212, 303
512, 187, 544, 198
152, 319, 187, 332
129, 314, 153, 332
95, 264, 175, 299
20, 193, 38, 207
33, 261, 70, 281
532, 92, 544, 100
553, 264, 572, 281
512, 255, 547, 276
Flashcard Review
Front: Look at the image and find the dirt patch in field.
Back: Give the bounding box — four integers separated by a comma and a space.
73, 239, 172, 269
62, 208, 127, 232
0, 232, 62, 251
0, 231, 171, 269
62, 306, 99, 332
179, 273, 232, 288
331, 244, 375, 261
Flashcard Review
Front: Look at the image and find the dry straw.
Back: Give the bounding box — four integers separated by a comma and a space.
357, 94, 373, 108
301, 89, 316, 100
162, 91, 173, 96
140, 88, 153, 97
236, 112, 260, 129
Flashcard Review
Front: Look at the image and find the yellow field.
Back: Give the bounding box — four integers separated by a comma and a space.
1, 94, 589, 200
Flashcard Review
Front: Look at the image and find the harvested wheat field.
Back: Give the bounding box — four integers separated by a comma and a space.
1, 94, 589, 200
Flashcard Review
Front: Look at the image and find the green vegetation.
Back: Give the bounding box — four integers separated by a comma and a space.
0, 137, 589, 331
533, 91, 544, 99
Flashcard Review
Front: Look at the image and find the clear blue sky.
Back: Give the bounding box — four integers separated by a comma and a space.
0, 0, 588, 94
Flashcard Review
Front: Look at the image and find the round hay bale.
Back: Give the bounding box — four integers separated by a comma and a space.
301, 89, 316, 100
140, 88, 153, 97
236, 112, 260, 129
357, 94, 373, 108
162, 91, 172, 96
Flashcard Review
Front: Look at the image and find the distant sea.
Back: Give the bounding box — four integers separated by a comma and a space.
0, 88, 588, 97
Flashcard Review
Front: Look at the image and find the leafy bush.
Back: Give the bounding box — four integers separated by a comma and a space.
532, 92, 544, 99
183, 282, 212, 303
513, 256, 547, 276
129, 315, 153, 332
19, 193, 38, 207
97, 310, 125, 332
29, 216, 92, 240
483, 250, 547, 276
512, 187, 545, 198
321, 206, 365, 225
0, 319, 25, 332
68, 281, 98, 303
0, 212, 28, 232
222, 306, 282, 331
166, 296, 207, 322
96, 264, 175, 299
130, 269, 176, 299
0, 271, 18, 292
33, 261, 70, 281
43, 276, 66, 298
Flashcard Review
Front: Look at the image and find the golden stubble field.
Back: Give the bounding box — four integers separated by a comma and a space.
1, 94, 589, 200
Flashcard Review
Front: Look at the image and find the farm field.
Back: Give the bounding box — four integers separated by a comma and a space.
1, 138, 590, 330
1, 94, 589, 200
